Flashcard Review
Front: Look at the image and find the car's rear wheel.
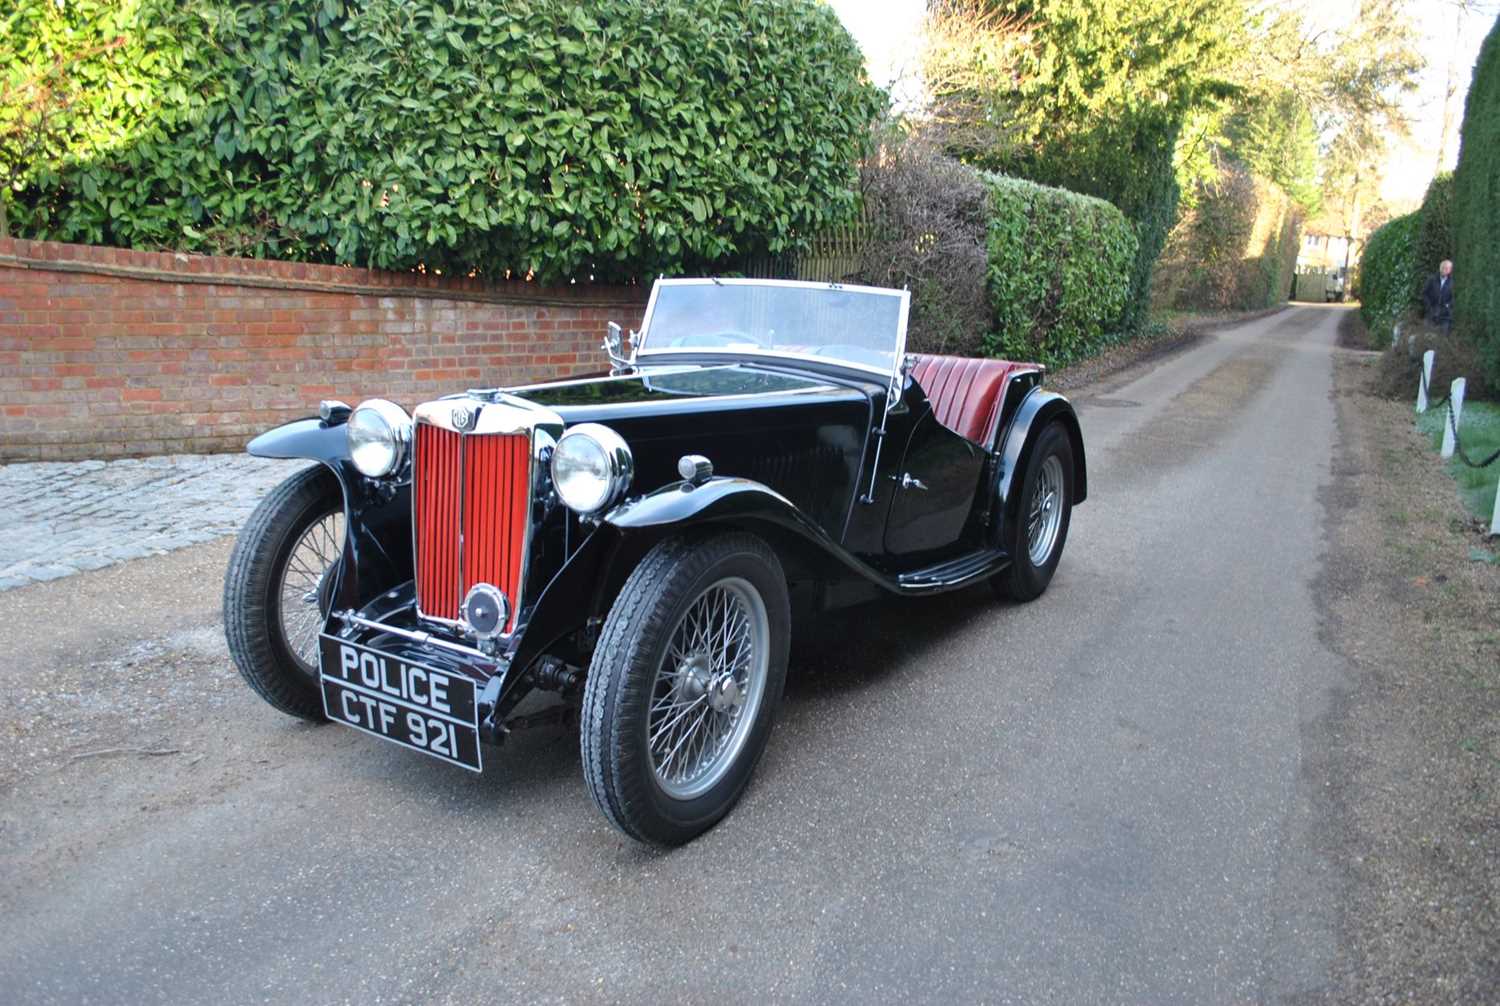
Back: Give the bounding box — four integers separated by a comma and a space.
224, 464, 344, 721
581, 532, 790, 846
993, 422, 1073, 602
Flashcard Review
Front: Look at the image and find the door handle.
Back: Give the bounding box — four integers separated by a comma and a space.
897, 473, 928, 491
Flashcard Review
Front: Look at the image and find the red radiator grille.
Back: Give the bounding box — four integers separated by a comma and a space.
413, 423, 531, 632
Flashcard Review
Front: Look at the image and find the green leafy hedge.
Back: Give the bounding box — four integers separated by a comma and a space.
1151, 157, 1301, 313
1, 0, 182, 238
980, 173, 1138, 366
1454, 18, 1500, 386
1358, 211, 1420, 345
8, 0, 883, 282
1415, 172, 1454, 281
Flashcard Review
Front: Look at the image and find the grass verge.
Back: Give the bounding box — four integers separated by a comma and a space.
1316, 353, 1499, 999
1416, 400, 1500, 525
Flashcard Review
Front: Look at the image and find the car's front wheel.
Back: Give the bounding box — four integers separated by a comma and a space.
581, 532, 790, 846
993, 421, 1073, 602
224, 464, 344, 721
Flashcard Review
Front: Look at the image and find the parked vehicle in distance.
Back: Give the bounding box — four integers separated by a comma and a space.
224, 278, 1086, 845
1326, 268, 1348, 303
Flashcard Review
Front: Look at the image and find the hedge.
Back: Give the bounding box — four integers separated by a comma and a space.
1151, 157, 1301, 313
855, 132, 991, 357
1453, 18, 1500, 386
6, 0, 884, 282
1358, 211, 1420, 346
1415, 172, 1454, 282
983, 113, 1181, 338
980, 173, 1138, 366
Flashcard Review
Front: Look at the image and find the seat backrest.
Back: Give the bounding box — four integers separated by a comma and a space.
908, 354, 1030, 447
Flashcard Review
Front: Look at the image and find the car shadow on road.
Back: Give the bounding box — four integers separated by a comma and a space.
785, 584, 999, 700
367, 584, 1005, 816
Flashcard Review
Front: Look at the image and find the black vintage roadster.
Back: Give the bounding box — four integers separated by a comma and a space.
225, 278, 1085, 845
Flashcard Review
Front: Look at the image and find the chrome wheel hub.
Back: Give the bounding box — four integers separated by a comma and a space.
708, 673, 743, 713
678, 654, 712, 701
1026, 455, 1065, 566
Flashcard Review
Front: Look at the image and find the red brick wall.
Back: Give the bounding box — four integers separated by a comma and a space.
0, 237, 648, 461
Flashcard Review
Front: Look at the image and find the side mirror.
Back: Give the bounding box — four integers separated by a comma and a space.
603, 321, 633, 374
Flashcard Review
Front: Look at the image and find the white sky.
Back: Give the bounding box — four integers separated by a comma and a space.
825, 0, 927, 107
1381, 3, 1498, 206
824, 0, 1499, 208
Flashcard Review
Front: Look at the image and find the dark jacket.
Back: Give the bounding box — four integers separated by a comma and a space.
1422, 272, 1454, 323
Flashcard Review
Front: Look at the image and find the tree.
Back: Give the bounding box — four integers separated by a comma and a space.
1220, 94, 1321, 215
924, 0, 1247, 331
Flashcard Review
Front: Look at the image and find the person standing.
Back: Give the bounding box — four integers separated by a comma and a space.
1422, 260, 1455, 336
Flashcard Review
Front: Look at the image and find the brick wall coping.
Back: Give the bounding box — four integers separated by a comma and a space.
0, 237, 649, 309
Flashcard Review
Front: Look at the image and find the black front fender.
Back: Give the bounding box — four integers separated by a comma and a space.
245, 418, 412, 612
248, 417, 349, 464
507, 475, 908, 679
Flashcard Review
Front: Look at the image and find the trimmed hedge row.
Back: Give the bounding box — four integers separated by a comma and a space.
1151, 158, 1301, 313
980, 173, 1138, 366
856, 134, 991, 357
7, 0, 883, 282
1415, 172, 1454, 281
1358, 169, 1462, 350
1358, 211, 1421, 345
1454, 18, 1500, 385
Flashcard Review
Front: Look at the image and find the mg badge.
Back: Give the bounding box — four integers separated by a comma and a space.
452, 405, 476, 431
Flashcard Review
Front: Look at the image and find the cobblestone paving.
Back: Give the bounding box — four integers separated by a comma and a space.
0, 455, 307, 591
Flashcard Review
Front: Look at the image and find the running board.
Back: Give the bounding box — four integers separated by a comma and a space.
896, 548, 1009, 591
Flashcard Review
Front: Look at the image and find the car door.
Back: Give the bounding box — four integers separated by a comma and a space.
882, 405, 987, 562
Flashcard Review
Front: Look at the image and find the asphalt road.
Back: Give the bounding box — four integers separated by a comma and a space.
0, 306, 1352, 1004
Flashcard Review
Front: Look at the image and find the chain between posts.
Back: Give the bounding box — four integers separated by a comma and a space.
1417, 364, 1451, 413
1420, 366, 1500, 469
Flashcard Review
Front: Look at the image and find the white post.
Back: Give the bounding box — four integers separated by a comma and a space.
1417, 350, 1435, 412
1392, 322, 1401, 349
1491, 481, 1500, 537
1440, 378, 1466, 459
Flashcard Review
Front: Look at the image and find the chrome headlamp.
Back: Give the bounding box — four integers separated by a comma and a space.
551, 423, 633, 514
347, 398, 412, 478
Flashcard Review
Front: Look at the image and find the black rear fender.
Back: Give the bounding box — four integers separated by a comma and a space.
994, 389, 1087, 542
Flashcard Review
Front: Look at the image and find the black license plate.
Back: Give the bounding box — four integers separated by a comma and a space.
318, 635, 483, 772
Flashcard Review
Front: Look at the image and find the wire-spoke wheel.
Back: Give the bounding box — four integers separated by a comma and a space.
582, 533, 790, 846
277, 510, 345, 673
993, 422, 1073, 603
224, 465, 344, 721
648, 577, 770, 800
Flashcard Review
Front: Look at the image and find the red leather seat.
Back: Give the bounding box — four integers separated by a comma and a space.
908, 354, 1030, 447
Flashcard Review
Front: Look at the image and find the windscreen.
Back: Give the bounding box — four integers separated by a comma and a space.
636, 280, 906, 375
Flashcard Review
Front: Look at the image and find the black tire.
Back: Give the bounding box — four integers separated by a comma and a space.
223, 464, 343, 721
581, 532, 791, 846
992, 422, 1074, 602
